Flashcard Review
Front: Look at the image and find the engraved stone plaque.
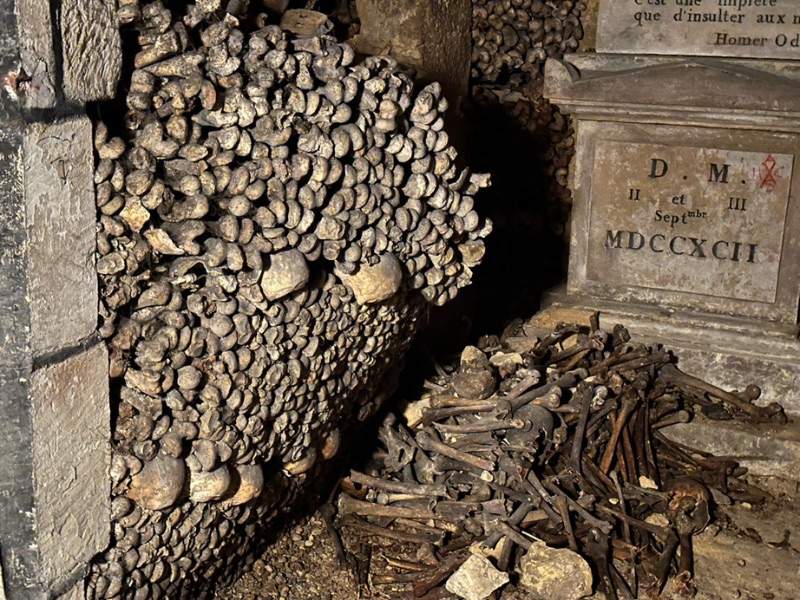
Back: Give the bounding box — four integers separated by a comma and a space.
586, 141, 793, 303
597, 0, 800, 59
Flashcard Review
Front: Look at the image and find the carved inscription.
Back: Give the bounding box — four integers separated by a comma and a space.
597, 0, 800, 59
586, 142, 793, 303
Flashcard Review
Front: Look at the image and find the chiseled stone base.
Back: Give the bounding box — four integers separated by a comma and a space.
56, 580, 85, 600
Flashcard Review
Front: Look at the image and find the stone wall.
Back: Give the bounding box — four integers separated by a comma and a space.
0, 1, 121, 598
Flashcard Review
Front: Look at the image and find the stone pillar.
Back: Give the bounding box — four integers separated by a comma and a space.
0, 0, 120, 597
352, 0, 472, 114
537, 0, 800, 480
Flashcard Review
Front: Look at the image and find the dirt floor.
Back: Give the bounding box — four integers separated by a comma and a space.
216, 477, 800, 600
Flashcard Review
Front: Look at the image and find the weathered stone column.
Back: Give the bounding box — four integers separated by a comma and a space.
352, 0, 472, 114
0, 1, 121, 598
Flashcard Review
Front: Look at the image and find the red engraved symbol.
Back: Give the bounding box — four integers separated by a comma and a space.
759, 154, 780, 192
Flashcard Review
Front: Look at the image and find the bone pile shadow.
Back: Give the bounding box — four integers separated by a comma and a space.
334, 317, 786, 599
89, 1, 491, 597
470, 0, 585, 238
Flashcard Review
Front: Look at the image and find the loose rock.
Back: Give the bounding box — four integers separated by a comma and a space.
518, 542, 594, 600
446, 554, 510, 600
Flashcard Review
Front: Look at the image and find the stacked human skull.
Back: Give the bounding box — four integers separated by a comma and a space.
89, 2, 490, 597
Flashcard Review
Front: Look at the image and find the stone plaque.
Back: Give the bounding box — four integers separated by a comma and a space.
597, 0, 800, 59
586, 141, 793, 303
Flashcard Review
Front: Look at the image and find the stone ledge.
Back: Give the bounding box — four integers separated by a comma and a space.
530, 300, 800, 415
663, 417, 800, 481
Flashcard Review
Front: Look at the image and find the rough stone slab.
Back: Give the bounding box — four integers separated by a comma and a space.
30, 343, 110, 589
663, 418, 800, 481
17, 0, 57, 108
690, 503, 800, 599
545, 54, 800, 129
353, 0, 470, 112
24, 117, 97, 357
61, 0, 122, 102
597, 0, 800, 60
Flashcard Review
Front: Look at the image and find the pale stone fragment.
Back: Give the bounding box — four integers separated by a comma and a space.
460, 346, 489, 369
336, 253, 403, 304
518, 541, 593, 600
445, 554, 509, 600
260, 249, 310, 301
489, 352, 524, 369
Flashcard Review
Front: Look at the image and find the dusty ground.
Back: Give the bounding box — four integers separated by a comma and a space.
216, 478, 800, 600
215, 512, 359, 600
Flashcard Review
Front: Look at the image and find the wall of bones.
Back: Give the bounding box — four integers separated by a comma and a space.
0, 0, 589, 598
88, 2, 491, 598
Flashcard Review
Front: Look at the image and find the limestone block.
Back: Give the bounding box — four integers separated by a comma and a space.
30, 343, 110, 589
17, 0, 57, 108
445, 554, 509, 600
24, 117, 97, 357
57, 580, 86, 600
61, 0, 122, 102
518, 542, 593, 600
